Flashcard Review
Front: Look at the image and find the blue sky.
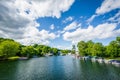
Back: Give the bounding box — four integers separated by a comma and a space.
0, 0, 120, 49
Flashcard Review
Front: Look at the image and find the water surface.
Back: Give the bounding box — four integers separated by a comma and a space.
0, 56, 120, 80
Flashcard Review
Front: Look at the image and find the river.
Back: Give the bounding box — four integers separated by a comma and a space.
0, 56, 120, 80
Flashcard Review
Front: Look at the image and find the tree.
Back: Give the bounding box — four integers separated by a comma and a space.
106, 41, 118, 58
33, 44, 39, 48
0, 46, 3, 56
42, 46, 51, 55
52, 48, 58, 55
71, 45, 76, 54
86, 40, 94, 56
61, 49, 70, 55
36, 47, 43, 56
116, 36, 120, 43
0, 40, 20, 58
21, 46, 37, 57
116, 36, 120, 57
91, 43, 104, 57
77, 41, 87, 56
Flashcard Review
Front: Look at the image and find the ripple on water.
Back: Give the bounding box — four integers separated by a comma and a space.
0, 56, 120, 80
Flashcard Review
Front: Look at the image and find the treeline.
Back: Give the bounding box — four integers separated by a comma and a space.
77, 36, 120, 58
0, 38, 70, 60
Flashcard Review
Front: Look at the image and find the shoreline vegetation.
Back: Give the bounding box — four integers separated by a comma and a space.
76, 36, 120, 59
0, 38, 70, 61
0, 36, 120, 62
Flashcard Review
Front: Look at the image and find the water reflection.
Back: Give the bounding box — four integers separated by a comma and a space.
79, 60, 120, 80
0, 56, 120, 80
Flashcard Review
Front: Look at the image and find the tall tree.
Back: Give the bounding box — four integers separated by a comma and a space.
72, 45, 76, 54
77, 41, 87, 56
0, 40, 20, 58
42, 46, 51, 55
21, 46, 37, 57
91, 42, 104, 57
86, 40, 94, 56
106, 41, 118, 58
52, 48, 58, 55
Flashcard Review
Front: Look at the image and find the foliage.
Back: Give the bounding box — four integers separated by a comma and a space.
51, 48, 58, 55
105, 41, 119, 58
71, 45, 76, 54
77, 41, 87, 56
61, 49, 71, 55
91, 43, 104, 57
0, 40, 20, 58
77, 36, 120, 58
21, 46, 37, 57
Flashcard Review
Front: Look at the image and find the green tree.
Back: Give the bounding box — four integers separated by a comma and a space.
71, 45, 76, 54
77, 41, 87, 56
116, 36, 120, 57
91, 42, 104, 57
0, 40, 20, 58
52, 48, 58, 55
86, 40, 94, 56
106, 41, 118, 58
21, 46, 37, 57
0, 46, 3, 56
61, 49, 70, 55
42, 46, 50, 55
36, 47, 43, 56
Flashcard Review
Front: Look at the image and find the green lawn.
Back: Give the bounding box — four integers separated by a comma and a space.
105, 57, 120, 60
8, 56, 20, 60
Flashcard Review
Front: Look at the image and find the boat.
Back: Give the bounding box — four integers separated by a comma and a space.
19, 57, 28, 60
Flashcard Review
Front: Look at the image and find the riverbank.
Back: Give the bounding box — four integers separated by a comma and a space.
73, 55, 120, 67
0, 56, 29, 61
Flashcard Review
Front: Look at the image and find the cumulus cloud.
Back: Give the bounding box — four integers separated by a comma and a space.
87, 0, 120, 23
50, 24, 55, 30
64, 21, 81, 31
96, 0, 120, 15
0, 0, 74, 45
63, 23, 120, 44
18, 29, 56, 45
87, 15, 97, 23
14, 0, 75, 18
62, 16, 74, 23
108, 11, 120, 24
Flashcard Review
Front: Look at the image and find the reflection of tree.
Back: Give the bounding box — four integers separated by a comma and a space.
72, 45, 76, 54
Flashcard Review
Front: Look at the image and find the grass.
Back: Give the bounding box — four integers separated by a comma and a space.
113, 57, 120, 60
105, 57, 120, 60
8, 56, 20, 60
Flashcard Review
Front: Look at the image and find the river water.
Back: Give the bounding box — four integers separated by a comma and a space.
0, 56, 120, 80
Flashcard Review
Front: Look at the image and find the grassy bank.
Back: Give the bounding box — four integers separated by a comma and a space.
105, 57, 120, 60
8, 56, 20, 60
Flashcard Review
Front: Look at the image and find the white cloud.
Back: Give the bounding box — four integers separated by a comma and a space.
17, 29, 56, 45
0, 0, 74, 45
87, 15, 97, 23
53, 45, 72, 50
87, 0, 120, 23
63, 16, 74, 23
14, 0, 75, 19
63, 23, 120, 44
50, 24, 55, 30
96, 0, 120, 15
64, 21, 81, 31
108, 11, 120, 24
